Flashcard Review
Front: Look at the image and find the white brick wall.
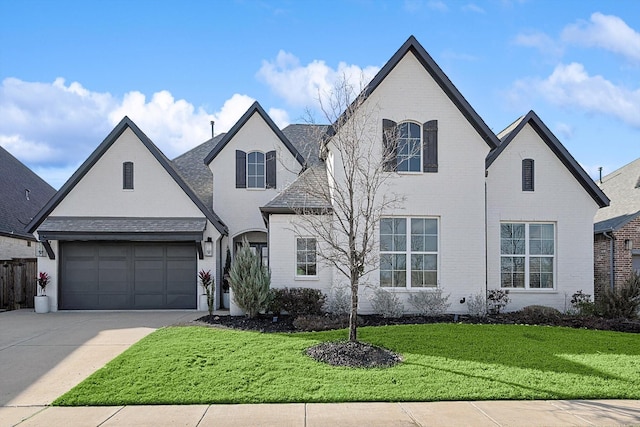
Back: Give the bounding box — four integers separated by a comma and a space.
210, 112, 302, 240
487, 124, 598, 312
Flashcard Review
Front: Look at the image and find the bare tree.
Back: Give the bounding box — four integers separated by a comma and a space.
290, 77, 405, 342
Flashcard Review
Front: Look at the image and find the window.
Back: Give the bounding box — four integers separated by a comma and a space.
500, 223, 554, 289
522, 159, 534, 191
397, 122, 421, 172
296, 238, 317, 276
123, 162, 134, 189
247, 151, 265, 188
380, 217, 438, 288
236, 150, 276, 189
382, 120, 438, 173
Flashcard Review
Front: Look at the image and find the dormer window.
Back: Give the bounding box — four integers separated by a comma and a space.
236, 150, 277, 189
123, 161, 134, 190
383, 119, 438, 173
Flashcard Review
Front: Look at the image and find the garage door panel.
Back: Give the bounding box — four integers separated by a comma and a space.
61, 241, 196, 310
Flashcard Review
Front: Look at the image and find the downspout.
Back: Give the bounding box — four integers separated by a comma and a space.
219, 237, 223, 309
484, 171, 489, 299
603, 230, 615, 291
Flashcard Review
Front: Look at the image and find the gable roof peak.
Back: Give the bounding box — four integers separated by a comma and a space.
204, 101, 304, 165
326, 35, 500, 151
27, 116, 227, 235
486, 110, 609, 209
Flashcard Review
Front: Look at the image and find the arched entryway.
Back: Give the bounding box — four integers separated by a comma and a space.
233, 231, 268, 266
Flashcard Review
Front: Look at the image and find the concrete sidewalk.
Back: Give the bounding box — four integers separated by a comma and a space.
2, 400, 640, 426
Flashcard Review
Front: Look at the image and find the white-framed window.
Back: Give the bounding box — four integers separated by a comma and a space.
296, 237, 317, 277
380, 217, 438, 288
500, 222, 555, 289
397, 122, 421, 172
247, 151, 265, 189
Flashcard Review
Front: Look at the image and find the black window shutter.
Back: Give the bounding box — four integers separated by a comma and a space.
266, 150, 276, 189
236, 150, 246, 188
382, 119, 397, 171
123, 162, 134, 189
423, 120, 438, 173
522, 158, 534, 191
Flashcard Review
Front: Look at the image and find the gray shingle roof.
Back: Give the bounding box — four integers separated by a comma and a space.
261, 165, 332, 213
38, 217, 207, 241
172, 133, 225, 210
594, 157, 640, 232
282, 124, 327, 167
0, 146, 55, 240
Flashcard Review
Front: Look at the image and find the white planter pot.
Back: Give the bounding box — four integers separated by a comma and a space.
222, 293, 230, 310
34, 296, 50, 314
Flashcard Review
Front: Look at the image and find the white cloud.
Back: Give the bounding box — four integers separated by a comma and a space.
562, 12, 640, 63
513, 31, 563, 57
403, 0, 447, 13
0, 77, 282, 188
462, 3, 485, 14
554, 122, 574, 140
256, 50, 380, 111
427, 0, 448, 12
268, 108, 290, 129
510, 62, 640, 128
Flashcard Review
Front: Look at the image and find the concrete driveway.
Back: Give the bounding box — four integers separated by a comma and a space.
0, 310, 200, 407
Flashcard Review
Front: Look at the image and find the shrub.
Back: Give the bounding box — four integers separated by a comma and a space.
198, 269, 215, 316
520, 305, 562, 323
267, 287, 326, 316
324, 284, 351, 316
229, 239, 271, 318
570, 290, 596, 316
466, 293, 486, 317
369, 288, 404, 318
408, 289, 451, 316
598, 272, 640, 319
266, 288, 286, 315
487, 289, 510, 314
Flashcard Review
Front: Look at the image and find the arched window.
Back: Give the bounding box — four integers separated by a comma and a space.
397, 122, 422, 172
247, 151, 265, 188
382, 119, 438, 173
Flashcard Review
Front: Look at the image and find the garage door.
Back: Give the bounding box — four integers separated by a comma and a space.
60, 241, 197, 309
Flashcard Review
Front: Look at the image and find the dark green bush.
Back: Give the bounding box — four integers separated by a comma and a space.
598, 272, 640, 319
267, 287, 326, 316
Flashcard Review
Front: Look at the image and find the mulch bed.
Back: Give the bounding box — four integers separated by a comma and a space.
195, 312, 640, 334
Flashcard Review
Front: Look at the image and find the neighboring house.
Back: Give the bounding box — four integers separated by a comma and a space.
28, 36, 609, 313
0, 146, 55, 259
594, 158, 640, 299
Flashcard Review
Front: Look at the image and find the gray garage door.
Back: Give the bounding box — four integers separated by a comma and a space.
60, 241, 197, 309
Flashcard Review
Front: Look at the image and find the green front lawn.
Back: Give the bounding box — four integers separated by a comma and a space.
54, 324, 640, 405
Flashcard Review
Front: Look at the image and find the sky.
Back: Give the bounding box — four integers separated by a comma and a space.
1, 0, 639, 189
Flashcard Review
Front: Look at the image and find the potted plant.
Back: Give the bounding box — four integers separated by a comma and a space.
34, 272, 50, 313
199, 269, 215, 317
222, 247, 231, 309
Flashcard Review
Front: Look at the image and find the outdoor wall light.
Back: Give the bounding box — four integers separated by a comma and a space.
204, 238, 213, 257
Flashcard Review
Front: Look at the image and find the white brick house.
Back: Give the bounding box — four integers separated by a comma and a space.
28, 36, 608, 313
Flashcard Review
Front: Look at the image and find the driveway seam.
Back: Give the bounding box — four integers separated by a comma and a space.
396, 402, 424, 427
468, 401, 502, 426
97, 405, 125, 426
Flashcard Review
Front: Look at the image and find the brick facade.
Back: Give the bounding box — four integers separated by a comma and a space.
594, 216, 640, 300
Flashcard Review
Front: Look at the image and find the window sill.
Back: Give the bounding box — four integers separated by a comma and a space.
295, 275, 319, 281
246, 187, 267, 191
380, 287, 439, 292
501, 288, 557, 293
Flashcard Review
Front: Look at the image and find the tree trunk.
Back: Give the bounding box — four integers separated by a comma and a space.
349, 277, 358, 342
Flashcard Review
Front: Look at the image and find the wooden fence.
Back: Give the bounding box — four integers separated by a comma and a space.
0, 258, 37, 309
